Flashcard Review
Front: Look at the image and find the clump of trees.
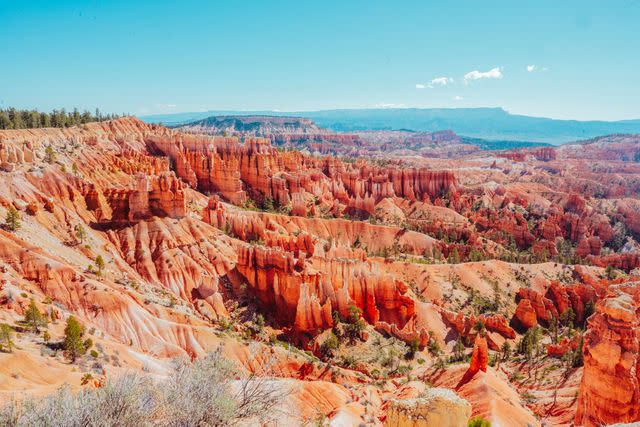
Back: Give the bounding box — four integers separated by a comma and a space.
0, 108, 122, 130
0, 350, 286, 426
517, 326, 543, 360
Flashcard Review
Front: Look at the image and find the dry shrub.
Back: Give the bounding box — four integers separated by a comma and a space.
0, 350, 286, 426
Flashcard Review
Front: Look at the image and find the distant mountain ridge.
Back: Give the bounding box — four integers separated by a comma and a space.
176, 114, 552, 155
139, 107, 640, 144
182, 115, 323, 135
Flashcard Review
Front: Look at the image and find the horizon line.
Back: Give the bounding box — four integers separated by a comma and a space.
137, 107, 640, 123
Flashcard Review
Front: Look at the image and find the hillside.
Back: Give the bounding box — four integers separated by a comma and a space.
140, 107, 640, 144
1, 118, 640, 425
181, 115, 324, 135
178, 114, 552, 158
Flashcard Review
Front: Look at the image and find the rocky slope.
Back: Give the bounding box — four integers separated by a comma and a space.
1, 118, 640, 425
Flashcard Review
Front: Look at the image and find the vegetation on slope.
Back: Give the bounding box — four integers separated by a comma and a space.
0, 108, 121, 129
0, 351, 285, 426
460, 136, 552, 150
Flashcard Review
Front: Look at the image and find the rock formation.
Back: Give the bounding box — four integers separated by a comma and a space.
2, 117, 640, 425
575, 281, 640, 426
384, 388, 472, 427
468, 334, 489, 375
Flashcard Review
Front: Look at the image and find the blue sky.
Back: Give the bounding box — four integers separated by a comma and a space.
1, 0, 639, 120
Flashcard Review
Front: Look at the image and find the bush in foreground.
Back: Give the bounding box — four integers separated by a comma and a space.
0, 350, 286, 426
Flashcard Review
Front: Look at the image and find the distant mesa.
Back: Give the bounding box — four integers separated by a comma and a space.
140, 107, 640, 144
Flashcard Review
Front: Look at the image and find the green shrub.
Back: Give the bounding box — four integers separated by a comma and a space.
468, 416, 491, 427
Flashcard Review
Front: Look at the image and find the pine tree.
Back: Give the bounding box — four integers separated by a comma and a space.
561, 307, 575, 329
448, 248, 461, 264
11, 109, 25, 129
40, 111, 51, 128
344, 305, 365, 344
94, 255, 105, 275
63, 316, 87, 362
517, 327, 538, 360
28, 111, 40, 128
72, 108, 80, 125
0, 111, 11, 129
583, 300, 596, 326
453, 336, 465, 361
319, 332, 339, 358
74, 224, 87, 244
24, 299, 47, 333
44, 145, 56, 163
501, 341, 511, 361
549, 315, 559, 344
4, 206, 21, 231
59, 108, 68, 127
572, 333, 584, 368
0, 323, 14, 353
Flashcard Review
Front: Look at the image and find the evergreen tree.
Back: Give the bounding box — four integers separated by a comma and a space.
0, 111, 11, 129
81, 111, 92, 124
72, 108, 80, 125
453, 336, 465, 361
24, 299, 47, 333
583, 300, 596, 326
572, 333, 584, 368
501, 341, 511, 361
44, 145, 56, 163
94, 255, 105, 275
560, 308, 575, 329
11, 108, 25, 129
0, 323, 14, 353
344, 305, 366, 344
40, 111, 51, 127
59, 108, 68, 127
74, 224, 87, 244
0, 107, 111, 129
4, 206, 21, 231
27, 111, 37, 128
63, 316, 87, 362
448, 248, 461, 264
517, 327, 540, 360
549, 315, 559, 344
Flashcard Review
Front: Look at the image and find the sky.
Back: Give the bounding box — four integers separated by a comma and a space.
1, 0, 639, 120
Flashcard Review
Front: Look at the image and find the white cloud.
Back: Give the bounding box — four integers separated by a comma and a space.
464, 67, 503, 84
453, 95, 463, 101
417, 77, 452, 89
528, 65, 550, 72
428, 76, 453, 87
375, 103, 407, 109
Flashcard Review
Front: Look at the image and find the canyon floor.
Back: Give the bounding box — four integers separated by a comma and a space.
1, 118, 639, 426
